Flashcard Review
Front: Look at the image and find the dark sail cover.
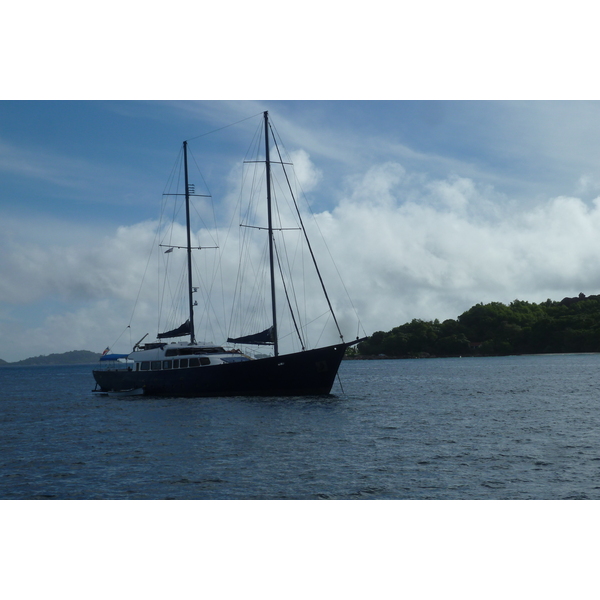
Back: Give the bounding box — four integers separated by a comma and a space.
158, 319, 191, 339
227, 326, 274, 346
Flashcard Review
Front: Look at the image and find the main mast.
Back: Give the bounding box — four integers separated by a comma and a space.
183, 140, 196, 344
264, 111, 278, 357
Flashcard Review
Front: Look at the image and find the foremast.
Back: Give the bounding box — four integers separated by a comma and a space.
158, 140, 215, 343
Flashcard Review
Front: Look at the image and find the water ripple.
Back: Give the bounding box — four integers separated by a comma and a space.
2, 356, 600, 498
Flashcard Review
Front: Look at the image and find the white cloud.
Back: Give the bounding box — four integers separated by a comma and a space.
4, 149, 600, 362
314, 162, 600, 335
0, 217, 159, 305
287, 149, 322, 193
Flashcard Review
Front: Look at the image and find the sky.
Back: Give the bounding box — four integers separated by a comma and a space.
3, 100, 600, 361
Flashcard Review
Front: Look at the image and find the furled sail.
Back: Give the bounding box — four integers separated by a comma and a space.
158, 319, 191, 339
227, 326, 274, 346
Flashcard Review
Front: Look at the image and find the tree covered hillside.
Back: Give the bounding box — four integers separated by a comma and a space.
356, 293, 600, 358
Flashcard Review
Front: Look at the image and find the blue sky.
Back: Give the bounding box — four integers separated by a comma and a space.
3, 100, 600, 361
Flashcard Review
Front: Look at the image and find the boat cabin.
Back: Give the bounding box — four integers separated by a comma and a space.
128, 341, 251, 372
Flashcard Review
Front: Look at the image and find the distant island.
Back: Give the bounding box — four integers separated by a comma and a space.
0, 350, 102, 367
350, 293, 600, 359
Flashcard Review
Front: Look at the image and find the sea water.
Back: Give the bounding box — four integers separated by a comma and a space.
2, 354, 600, 499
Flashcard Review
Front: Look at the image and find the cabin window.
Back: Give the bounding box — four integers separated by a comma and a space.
141, 362, 150, 371
173, 359, 179, 368
200, 357, 210, 366
180, 359, 188, 368
151, 361, 161, 370
165, 349, 178, 357
136, 363, 140, 371
189, 358, 200, 367
163, 360, 172, 369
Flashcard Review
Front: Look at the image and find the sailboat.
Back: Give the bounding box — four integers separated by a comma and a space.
93, 111, 364, 397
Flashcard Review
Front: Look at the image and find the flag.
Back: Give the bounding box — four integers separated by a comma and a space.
164, 247, 174, 254
102, 347, 110, 356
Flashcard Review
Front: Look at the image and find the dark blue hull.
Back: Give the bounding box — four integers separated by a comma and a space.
93, 343, 350, 397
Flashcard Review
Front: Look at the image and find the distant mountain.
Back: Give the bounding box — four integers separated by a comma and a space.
0, 350, 102, 366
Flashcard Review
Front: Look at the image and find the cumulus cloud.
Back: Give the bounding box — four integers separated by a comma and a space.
3, 152, 600, 362
0, 218, 158, 305
310, 161, 600, 335
287, 149, 322, 193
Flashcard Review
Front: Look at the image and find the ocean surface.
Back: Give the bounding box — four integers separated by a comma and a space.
2, 353, 600, 500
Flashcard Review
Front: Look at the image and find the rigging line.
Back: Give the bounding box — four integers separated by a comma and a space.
215, 138, 264, 337
187, 145, 212, 197
269, 119, 366, 340
226, 117, 266, 338
190, 201, 220, 249
161, 147, 185, 246
191, 250, 226, 343
247, 242, 271, 331
158, 152, 184, 335
270, 120, 345, 342
274, 239, 305, 350
305, 221, 366, 338
231, 240, 266, 341
267, 143, 306, 345
213, 208, 233, 336
335, 371, 346, 395
314, 311, 331, 349
173, 113, 262, 338
186, 146, 221, 248
156, 148, 183, 332
185, 111, 264, 143
185, 144, 228, 331
162, 259, 185, 335
128, 146, 183, 335
128, 219, 162, 330
292, 309, 335, 343
240, 118, 266, 228
270, 190, 306, 348
160, 146, 184, 217
108, 324, 131, 353
192, 114, 263, 341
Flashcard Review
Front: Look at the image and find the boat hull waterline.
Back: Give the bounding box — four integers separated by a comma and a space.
93, 343, 351, 397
